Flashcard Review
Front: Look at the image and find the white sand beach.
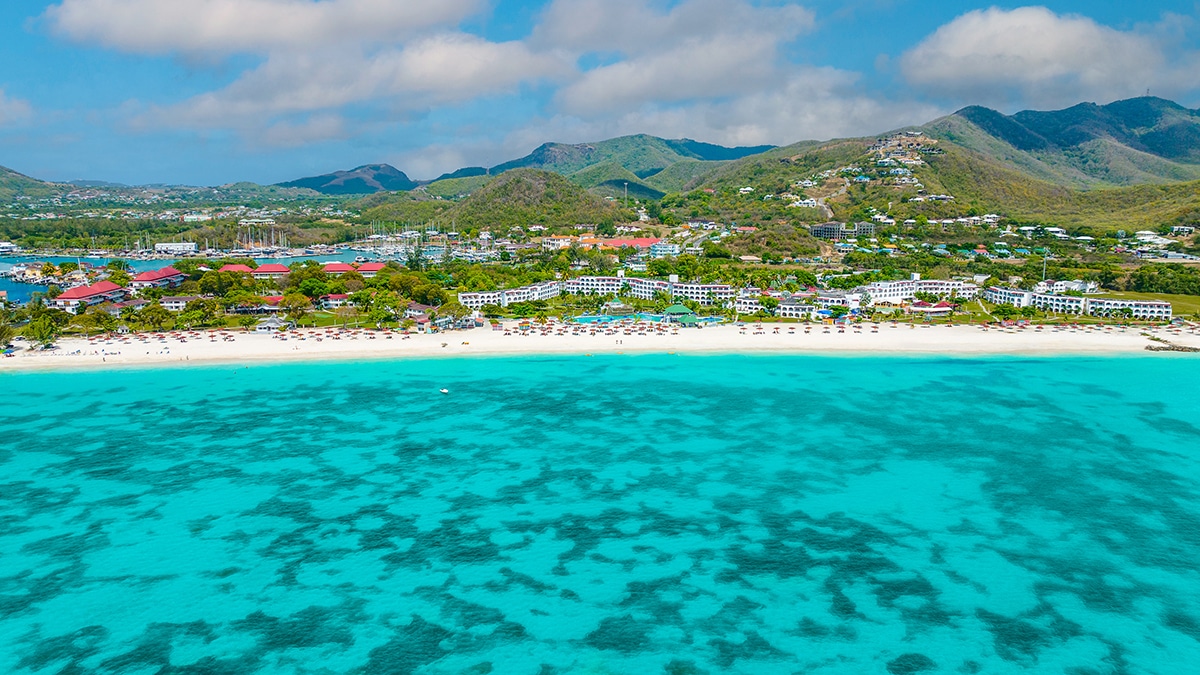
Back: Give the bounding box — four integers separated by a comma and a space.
3, 321, 1199, 372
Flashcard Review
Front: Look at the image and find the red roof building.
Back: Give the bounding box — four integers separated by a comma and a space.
602, 238, 661, 250
252, 263, 290, 279
219, 264, 255, 274
130, 266, 186, 291
320, 294, 350, 309
50, 281, 129, 314
324, 262, 355, 275
356, 262, 386, 277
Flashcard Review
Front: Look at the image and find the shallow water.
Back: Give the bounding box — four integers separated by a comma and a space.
1, 355, 1199, 674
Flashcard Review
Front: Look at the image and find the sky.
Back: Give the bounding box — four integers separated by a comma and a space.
1, 0, 1199, 186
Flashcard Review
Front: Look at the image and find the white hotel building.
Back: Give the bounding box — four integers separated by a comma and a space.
459, 276, 736, 309
458, 281, 562, 309
984, 287, 1171, 320
859, 277, 979, 305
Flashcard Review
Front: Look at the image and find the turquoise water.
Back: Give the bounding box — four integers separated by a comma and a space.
2, 355, 1199, 674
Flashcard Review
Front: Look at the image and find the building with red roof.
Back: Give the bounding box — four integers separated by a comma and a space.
50, 281, 129, 314
323, 262, 355, 275
601, 237, 661, 250
219, 264, 254, 274
252, 263, 290, 280
320, 294, 350, 309
130, 266, 186, 291
356, 262, 386, 278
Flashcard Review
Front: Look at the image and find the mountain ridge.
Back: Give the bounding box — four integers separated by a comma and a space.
922, 97, 1200, 186
276, 163, 419, 195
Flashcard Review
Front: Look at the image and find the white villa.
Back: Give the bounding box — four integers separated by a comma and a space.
984, 287, 1171, 320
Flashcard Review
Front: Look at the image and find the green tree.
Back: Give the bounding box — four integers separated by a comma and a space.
439, 300, 471, 326
0, 320, 16, 347
24, 316, 60, 348
298, 278, 329, 299
176, 310, 205, 329
280, 293, 312, 323
334, 305, 360, 328
138, 303, 173, 331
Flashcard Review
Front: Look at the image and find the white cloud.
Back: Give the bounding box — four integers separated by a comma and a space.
900, 6, 1200, 109
139, 34, 572, 131
569, 68, 942, 147
45, 0, 483, 55
534, 0, 813, 54
259, 114, 347, 147
0, 89, 33, 126
541, 0, 815, 115
557, 35, 779, 113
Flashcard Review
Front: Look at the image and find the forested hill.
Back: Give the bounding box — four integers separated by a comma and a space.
923, 97, 1200, 187
277, 164, 419, 195
359, 168, 635, 230
1, 165, 64, 201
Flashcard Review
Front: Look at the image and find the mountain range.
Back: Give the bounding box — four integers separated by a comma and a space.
6, 96, 1200, 231
280, 134, 775, 198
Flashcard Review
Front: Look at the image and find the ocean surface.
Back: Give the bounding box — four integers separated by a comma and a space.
2, 355, 1199, 674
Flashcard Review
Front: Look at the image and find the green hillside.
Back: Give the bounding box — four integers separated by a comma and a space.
421, 175, 492, 199
644, 159, 730, 193
491, 134, 772, 178
915, 144, 1200, 231
368, 168, 628, 232
924, 98, 1200, 187
442, 168, 633, 230
568, 161, 664, 200
1, 165, 65, 201
648, 125, 1200, 232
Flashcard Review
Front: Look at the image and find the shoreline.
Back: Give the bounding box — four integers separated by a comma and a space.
3, 323, 1199, 373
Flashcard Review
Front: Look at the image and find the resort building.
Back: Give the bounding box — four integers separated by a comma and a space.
323, 262, 355, 276
357, 262, 387, 278
777, 297, 815, 319
814, 290, 863, 309
626, 277, 673, 301
251, 263, 290, 281
858, 278, 979, 305
602, 237, 660, 251
129, 266, 187, 292
564, 276, 625, 296
1034, 279, 1100, 294
320, 294, 349, 310
219, 264, 254, 274
50, 281, 129, 314
160, 296, 200, 312
984, 287, 1172, 320
810, 221, 876, 241
672, 282, 736, 306
650, 242, 681, 259
107, 298, 148, 316
458, 281, 561, 309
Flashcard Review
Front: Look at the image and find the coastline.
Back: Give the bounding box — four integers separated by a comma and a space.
3, 323, 1198, 372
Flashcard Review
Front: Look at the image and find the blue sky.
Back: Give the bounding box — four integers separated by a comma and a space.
1, 1, 1198, 186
